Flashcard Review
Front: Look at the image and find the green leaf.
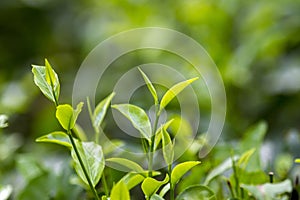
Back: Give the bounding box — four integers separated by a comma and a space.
160, 77, 198, 111
92, 92, 115, 132
106, 157, 144, 173
0, 185, 12, 200
161, 128, 174, 165
0, 114, 8, 128
204, 156, 239, 185
112, 104, 152, 142
142, 175, 169, 198
242, 179, 292, 200
237, 148, 256, 169
151, 194, 165, 200
154, 119, 174, 150
119, 173, 145, 190
138, 68, 158, 105
176, 185, 216, 200
56, 102, 84, 131
171, 161, 201, 186
71, 140, 105, 187
110, 181, 130, 200
35, 131, 71, 148
159, 183, 170, 197
32, 59, 60, 104
295, 158, 300, 163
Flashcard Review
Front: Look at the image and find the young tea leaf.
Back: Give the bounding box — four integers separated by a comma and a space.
92, 92, 115, 132
32, 59, 60, 104
142, 175, 169, 199
106, 157, 144, 173
112, 104, 152, 142
138, 68, 158, 105
160, 77, 198, 111
176, 185, 216, 200
35, 131, 71, 148
119, 173, 145, 190
0, 114, 8, 128
171, 161, 201, 186
56, 102, 84, 131
161, 128, 174, 165
154, 119, 174, 150
71, 140, 105, 187
110, 180, 130, 200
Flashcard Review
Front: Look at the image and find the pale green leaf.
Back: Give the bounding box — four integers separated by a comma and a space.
138, 68, 158, 105
176, 185, 216, 200
160, 77, 198, 111
142, 175, 169, 198
56, 102, 84, 131
112, 104, 152, 142
110, 181, 130, 200
242, 179, 292, 200
204, 156, 239, 185
237, 148, 256, 169
71, 140, 105, 187
161, 128, 174, 165
35, 131, 71, 148
154, 119, 174, 150
171, 161, 201, 186
106, 157, 144, 173
119, 173, 145, 190
32, 59, 60, 104
151, 194, 165, 200
159, 183, 170, 197
0, 114, 8, 128
93, 92, 115, 131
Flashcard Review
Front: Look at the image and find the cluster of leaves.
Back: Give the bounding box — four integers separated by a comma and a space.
30, 59, 213, 200
15, 59, 299, 200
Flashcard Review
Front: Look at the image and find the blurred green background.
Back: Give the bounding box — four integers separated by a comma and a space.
1, 0, 300, 198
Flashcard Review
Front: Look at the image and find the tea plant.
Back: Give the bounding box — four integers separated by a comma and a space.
31, 59, 213, 199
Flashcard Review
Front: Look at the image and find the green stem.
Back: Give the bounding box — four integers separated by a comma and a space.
168, 164, 174, 200
148, 107, 160, 177
231, 157, 239, 197
68, 132, 100, 200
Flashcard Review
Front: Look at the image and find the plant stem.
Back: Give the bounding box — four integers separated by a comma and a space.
168, 164, 174, 200
148, 107, 160, 177
68, 132, 100, 200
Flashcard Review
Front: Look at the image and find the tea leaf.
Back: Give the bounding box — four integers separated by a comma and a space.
32, 59, 60, 104
161, 128, 174, 165
106, 157, 144, 173
71, 140, 104, 187
93, 92, 115, 132
112, 104, 152, 142
176, 185, 216, 200
0, 185, 12, 200
160, 77, 198, 111
171, 161, 201, 186
154, 119, 174, 150
142, 175, 169, 198
35, 131, 71, 148
56, 102, 84, 131
138, 68, 158, 105
110, 181, 130, 200
119, 173, 145, 190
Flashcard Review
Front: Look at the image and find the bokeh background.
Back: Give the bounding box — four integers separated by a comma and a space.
1, 0, 300, 199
